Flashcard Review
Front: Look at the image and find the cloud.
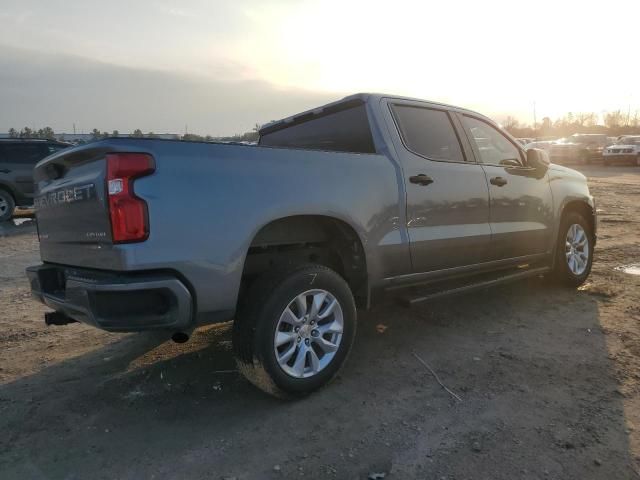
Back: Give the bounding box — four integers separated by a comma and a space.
0, 45, 336, 135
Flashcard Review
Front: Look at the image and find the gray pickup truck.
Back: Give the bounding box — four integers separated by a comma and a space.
27, 93, 596, 398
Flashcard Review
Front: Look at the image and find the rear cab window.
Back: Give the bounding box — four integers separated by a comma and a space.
258, 100, 376, 153
391, 105, 466, 162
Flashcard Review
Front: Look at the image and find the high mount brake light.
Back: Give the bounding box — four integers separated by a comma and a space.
106, 153, 155, 243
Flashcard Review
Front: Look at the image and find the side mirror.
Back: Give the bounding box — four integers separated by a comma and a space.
499, 158, 521, 167
527, 148, 550, 173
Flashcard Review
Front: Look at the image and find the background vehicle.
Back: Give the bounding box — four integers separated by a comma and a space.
524, 140, 557, 153
549, 133, 609, 165
516, 137, 535, 146
0, 139, 70, 221
26, 93, 596, 398
603, 136, 640, 166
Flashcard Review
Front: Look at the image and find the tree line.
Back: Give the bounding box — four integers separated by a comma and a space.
6, 125, 260, 143
503, 109, 640, 138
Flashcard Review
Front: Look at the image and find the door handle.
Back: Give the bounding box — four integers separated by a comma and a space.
490, 176, 507, 187
0, 169, 10, 174
409, 174, 434, 186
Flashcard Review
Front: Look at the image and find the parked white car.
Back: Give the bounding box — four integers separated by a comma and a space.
603, 136, 640, 166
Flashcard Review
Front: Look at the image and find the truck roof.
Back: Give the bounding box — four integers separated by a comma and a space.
259, 92, 490, 135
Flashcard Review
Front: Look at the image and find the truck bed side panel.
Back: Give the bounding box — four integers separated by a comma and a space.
35, 139, 407, 322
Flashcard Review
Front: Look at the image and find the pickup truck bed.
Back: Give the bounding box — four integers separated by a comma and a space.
29, 138, 401, 329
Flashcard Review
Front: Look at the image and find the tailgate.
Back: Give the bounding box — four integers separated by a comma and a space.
34, 147, 112, 246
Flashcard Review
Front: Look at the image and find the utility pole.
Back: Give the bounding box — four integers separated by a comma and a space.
533, 100, 537, 138
73, 123, 76, 135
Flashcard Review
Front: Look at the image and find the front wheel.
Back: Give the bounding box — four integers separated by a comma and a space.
233, 264, 357, 398
552, 212, 594, 287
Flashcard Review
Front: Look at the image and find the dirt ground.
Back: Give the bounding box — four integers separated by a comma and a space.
0, 165, 639, 480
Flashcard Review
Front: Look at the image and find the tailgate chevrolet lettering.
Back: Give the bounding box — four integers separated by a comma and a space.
34, 184, 96, 210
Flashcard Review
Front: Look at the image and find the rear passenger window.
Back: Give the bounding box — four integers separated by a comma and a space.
391, 105, 465, 162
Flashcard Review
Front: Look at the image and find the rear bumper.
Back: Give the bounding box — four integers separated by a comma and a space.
26, 264, 193, 332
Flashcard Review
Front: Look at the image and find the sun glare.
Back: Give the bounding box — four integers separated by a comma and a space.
237, 0, 639, 121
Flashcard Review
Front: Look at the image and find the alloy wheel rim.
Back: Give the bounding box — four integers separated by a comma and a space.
565, 223, 589, 276
0, 197, 7, 214
273, 289, 344, 379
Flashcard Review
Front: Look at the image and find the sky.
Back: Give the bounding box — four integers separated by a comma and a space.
0, 0, 638, 135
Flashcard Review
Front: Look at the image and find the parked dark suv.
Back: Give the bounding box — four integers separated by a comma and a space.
549, 134, 610, 165
0, 139, 70, 221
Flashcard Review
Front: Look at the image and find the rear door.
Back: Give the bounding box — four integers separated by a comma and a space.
383, 100, 492, 273
457, 114, 554, 260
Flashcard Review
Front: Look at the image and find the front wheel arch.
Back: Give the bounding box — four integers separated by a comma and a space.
559, 200, 595, 240
551, 201, 595, 270
552, 207, 595, 286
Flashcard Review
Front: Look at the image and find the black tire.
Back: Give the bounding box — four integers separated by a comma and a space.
552, 211, 594, 287
233, 264, 357, 399
0, 189, 15, 222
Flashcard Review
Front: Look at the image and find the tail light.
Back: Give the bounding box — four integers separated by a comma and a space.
106, 153, 155, 243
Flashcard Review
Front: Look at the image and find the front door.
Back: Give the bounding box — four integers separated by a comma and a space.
384, 101, 492, 273
458, 114, 554, 260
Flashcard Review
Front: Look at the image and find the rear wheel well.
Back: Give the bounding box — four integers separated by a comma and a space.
240, 216, 368, 307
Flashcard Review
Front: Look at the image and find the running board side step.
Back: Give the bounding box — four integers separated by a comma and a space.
397, 266, 550, 306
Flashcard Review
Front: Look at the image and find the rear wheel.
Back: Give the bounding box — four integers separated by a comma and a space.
233, 264, 357, 398
553, 212, 594, 287
0, 189, 15, 222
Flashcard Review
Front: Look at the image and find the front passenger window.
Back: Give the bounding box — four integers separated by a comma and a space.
462, 116, 523, 166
